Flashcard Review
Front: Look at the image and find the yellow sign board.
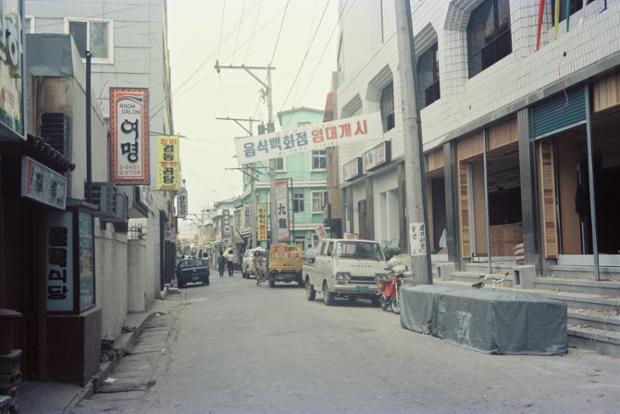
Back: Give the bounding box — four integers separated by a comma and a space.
257, 203, 268, 241
156, 135, 180, 191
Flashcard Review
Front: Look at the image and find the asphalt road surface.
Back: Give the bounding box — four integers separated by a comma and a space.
75, 273, 620, 414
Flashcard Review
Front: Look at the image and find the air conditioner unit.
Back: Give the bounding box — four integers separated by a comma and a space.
41, 112, 71, 159
88, 182, 128, 223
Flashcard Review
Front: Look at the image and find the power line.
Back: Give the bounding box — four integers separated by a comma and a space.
243, 0, 263, 63
151, 2, 287, 119
269, 0, 291, 66
296, 0, 358, 105
151, 0, 260, 114
231, 0, 247, 63
279, 0, 331, 111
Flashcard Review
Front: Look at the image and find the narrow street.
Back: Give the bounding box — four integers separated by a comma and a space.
72, 274, 620, 414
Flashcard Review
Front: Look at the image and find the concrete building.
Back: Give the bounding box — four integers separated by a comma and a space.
26, 0, 176, 309
336, 0, 620, 354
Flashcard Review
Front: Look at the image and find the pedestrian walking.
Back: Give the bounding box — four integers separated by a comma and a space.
217, 251, 226, 278
253, 250, 265, 286
227, 249, 235, 277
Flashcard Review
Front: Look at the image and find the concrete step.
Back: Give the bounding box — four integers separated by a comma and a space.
445, 271, 513, 286
568, 309, 620, 333
533, 277, 620, 297
465, 261, 516, 275
549, 265, 620, 281
568, 326, 620, 357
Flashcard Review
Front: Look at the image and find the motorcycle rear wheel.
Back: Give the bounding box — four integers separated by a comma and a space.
391, 296, 401, 314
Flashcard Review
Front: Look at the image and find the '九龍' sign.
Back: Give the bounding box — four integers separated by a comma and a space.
234, 113, 382, 164
110, 88, 149, 185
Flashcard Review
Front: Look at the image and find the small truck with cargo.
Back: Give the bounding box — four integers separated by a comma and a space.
268, 243, 305, 288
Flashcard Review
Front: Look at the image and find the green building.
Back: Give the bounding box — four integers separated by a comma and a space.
239, 107, 326, 250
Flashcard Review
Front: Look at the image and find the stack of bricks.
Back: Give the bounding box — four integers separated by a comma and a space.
0, 350, 21, 414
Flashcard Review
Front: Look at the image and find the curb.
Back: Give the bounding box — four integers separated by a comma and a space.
65, 311, 158, 412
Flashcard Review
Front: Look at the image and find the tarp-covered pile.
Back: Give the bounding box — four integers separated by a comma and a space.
400, 285, 567, 355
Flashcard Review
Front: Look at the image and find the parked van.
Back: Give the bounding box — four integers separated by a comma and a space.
303, 239, 389, 306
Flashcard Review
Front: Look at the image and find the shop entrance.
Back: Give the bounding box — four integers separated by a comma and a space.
542, 111, 620, 268
456, 118, 522, 266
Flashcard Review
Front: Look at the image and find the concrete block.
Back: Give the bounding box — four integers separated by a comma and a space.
436, 262, 456, 280
514, 265, 535, 289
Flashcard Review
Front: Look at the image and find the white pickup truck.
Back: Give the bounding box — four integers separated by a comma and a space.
303, 238, 389, 306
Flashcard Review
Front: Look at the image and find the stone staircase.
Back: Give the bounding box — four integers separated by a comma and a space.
437, 262, 620, 357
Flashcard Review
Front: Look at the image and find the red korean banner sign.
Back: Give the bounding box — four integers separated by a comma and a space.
275, 179, 290, 242
234, 112, 382, 164
110, 88, 149, 185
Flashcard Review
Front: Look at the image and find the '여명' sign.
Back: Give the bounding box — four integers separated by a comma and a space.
110, 88, 149, 185
234, 113, 382, 164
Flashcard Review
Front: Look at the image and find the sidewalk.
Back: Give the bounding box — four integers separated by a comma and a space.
17, 299, 174, 414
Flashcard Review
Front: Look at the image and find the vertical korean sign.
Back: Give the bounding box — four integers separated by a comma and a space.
0, 0, 25, 142
110, 88, 149, 185
46, 211, 74, 312
156, 135, 180, 191
177, 186, 188, 218
256, 203, 268, 241
274, 179, 290, 241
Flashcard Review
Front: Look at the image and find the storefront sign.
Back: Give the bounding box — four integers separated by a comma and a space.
0, 0, 25, 141
275, 179, 290, 241
343, 157, 362, 181
315, 224, 326, 239
156, 135, 180, 191
177, 187, 188, 218
257, 203, 268, 241
78, 212, 95, 311
409, 222, 427, 256
46, 211, 74, 312
244, 205, 251, 227
363, 141, 391, 172
234, 112, 382, 164
110, 88, 149, 185
344, 232, 358, 240
21, 156, 67, 210
223, 209, 230, 237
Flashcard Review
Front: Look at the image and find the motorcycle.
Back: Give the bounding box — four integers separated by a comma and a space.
377, 265, 406, 314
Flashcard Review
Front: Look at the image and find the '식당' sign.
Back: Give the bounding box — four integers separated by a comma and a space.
234, 112, 382, 164
110, 88, 149, 185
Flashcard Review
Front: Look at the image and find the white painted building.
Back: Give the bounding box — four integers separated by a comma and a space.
336, 0, 620, 277
26, 0, 176, 338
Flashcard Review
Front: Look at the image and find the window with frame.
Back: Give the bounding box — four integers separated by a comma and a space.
467, 0, 511, 78
312, 191, 328, 213
67, 19, 112, 61
312, 150, 327, 170
550, 0, 595, 23
380, 82, 395, 131
269, 157, 285, 172
417, 44, 440, 108
293, 193, 305, 213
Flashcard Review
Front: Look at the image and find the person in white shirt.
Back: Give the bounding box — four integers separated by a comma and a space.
226, 249, 235, 277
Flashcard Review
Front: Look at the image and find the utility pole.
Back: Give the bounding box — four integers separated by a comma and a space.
214, 61, 277, 247
216, 116, 262, 248
394, 0, 432, 285
85, 51, 93, 203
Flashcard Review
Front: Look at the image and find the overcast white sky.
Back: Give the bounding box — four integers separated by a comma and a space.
168, 0, 338, 216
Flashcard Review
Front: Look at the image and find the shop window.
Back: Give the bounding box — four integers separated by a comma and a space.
293, 193, 305, 213
312, 191, 327, 213
467, 0, 512, 78
550, 0, 595, 23
312, 150, 327, 170
66, 18, 113, 62
417, 43, 440, 108
270, 157, 285, 172
380, 82, 395, 131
